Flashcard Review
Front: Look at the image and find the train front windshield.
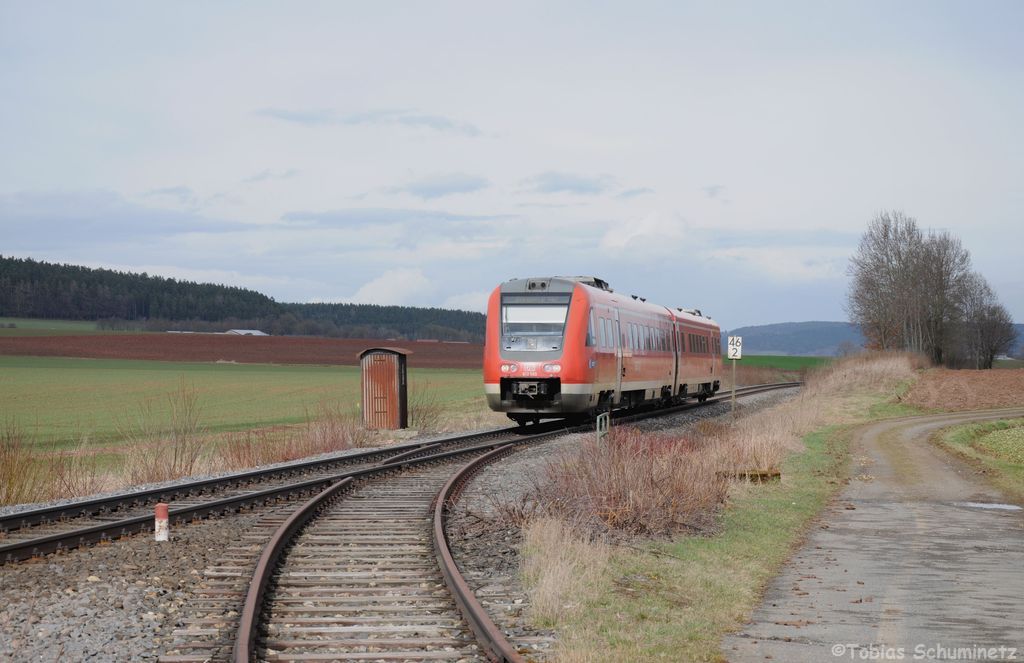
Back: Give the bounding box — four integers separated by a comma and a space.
501, 305, 568, 335
500, 296, 570, 352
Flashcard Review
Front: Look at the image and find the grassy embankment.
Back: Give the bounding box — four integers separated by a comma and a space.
935, 418, 1024, 503
517, 353, 925, 662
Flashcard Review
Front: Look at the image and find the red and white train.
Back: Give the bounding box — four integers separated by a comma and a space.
484, 276, 721, 424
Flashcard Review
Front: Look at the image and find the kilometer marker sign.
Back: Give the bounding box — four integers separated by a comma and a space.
728, 335, 742, 360
728, 336, 741, 416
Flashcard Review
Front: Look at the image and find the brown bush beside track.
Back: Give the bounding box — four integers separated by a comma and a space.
0, 333, 483, 368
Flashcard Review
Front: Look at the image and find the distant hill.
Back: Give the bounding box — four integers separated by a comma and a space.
722, 321, 1023, 358
720, 321, 865, 357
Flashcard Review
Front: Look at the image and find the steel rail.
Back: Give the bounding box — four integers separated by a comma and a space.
233, 476, 355, 663
432, 444, 525, 663
230, 382, 801, 661
0, 429, 570, 565
230, 439, 544, 661
0, 425, 527, 534
0, 381, 800, 565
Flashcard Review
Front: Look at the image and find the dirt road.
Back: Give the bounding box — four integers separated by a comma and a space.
723, 409, 1024, 662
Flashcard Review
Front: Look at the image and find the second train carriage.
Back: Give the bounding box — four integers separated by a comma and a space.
484, 276, 721, 424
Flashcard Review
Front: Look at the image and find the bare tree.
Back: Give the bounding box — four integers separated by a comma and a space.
846, 211, 923, 351
957, 272, 1017, 368
847, 211, 1013, 368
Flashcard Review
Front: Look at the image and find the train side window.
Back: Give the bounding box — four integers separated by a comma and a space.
586, 309, 596, 347
597, 318, 605, 349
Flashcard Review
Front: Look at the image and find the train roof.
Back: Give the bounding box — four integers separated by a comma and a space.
499, 276, 717, 327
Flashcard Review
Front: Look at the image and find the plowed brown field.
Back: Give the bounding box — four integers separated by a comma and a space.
0, 334, 483, 369
903, 368, 1024, 411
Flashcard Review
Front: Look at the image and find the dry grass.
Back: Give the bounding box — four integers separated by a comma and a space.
722, 364, 793, 388
407, 381, 445, 433
214, 403, 374, 472
0, 421, 47, 506
515, 351, 926, 660
520, 517, 610, 627
304, 399, 375, 451
120, 378, 208, 484
48, 439, 114, 497
531, 428, 727, 536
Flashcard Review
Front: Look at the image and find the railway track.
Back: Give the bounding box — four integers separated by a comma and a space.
0, 382, 798, 566
157, 382, 798, 662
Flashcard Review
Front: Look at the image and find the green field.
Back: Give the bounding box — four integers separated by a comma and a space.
0, 317, 133, 336
995, 358, 1024, 369
0, 355, 485, 447
938, 418, 1024, 503
729, 354, 831, 370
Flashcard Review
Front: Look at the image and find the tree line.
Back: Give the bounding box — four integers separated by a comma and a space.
846, 212, 1016, 368
0, 256, 485, 342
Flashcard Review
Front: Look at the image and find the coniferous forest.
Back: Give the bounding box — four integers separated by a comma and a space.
0, 255, 485, 342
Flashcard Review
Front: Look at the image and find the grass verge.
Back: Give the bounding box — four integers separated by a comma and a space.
934, 418, 1024, 503
518, 352, 924, 661
521, 426, 849, 661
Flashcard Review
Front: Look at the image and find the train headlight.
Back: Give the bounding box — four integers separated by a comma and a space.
500, 364, 510, 373
543, 363, 561, 373
500, 363, 518, 373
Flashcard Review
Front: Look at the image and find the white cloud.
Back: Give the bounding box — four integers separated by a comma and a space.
598, 211, 687, 258
349, 268, 434, 306
704, 246, 849, 282
442, 290, 490, 313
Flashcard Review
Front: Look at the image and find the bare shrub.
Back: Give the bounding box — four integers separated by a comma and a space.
217, 429, 283, 471
525, 353, 923, 535
0, 421, 47, 506
407, 381, 444, 432
121, 378, 207, 484
534, 428, 727, 536
521, 517, 610, 627
213, 403, 373, 472
304, 399, 373, 452
48, 438, 112, 498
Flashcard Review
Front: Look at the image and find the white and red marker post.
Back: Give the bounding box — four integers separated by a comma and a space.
154, 502, 169, 542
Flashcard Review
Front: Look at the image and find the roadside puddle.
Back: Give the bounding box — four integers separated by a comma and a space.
952, 501, 1022, 511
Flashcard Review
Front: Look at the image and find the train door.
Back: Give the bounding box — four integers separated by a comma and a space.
671, 321, 680, 395
613, 309, 623, 404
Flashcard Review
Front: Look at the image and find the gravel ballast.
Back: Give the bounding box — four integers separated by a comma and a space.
0, 388, 797, 661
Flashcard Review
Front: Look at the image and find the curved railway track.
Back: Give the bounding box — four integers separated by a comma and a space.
233, 446, 522, 662
163, 382, 797, 662
1, 383, 798, 566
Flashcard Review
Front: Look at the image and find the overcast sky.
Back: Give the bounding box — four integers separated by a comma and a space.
2, 1, 1022, 329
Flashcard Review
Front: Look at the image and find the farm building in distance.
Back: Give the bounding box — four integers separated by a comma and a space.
225, 329, 268, 336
